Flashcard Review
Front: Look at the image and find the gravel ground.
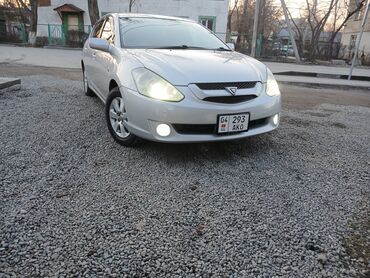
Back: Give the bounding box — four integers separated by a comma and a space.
0, 75, 369, 277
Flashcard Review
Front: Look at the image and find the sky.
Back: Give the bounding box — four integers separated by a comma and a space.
230, 0, 341, 19
284, 0, 308, 18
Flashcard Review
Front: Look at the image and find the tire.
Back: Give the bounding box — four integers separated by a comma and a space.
105, 87, 138, 147
83, 68, 95, 97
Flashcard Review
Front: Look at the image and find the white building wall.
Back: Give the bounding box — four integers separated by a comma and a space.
341, 32, 370, 53
37, 0, 229, 39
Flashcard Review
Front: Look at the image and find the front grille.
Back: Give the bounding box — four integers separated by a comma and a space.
203, 95, 257, 104
172, 124, 215, 135
196, 82, 257, 90
173, 117, 269, 135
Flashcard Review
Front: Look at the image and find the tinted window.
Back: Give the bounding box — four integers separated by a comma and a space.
119, 17, 227, 50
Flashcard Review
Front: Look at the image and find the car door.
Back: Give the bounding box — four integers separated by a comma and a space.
84, 19, 105, 95
94, 16, 116, 99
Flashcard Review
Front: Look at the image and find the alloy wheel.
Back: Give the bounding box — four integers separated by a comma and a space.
109, 97, 130, 138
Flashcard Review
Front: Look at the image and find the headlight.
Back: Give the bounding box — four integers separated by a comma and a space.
132, 68, 184, 102
266, 68, 280, 96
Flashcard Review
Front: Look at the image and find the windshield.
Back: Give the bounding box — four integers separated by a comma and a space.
119, 17, 229, 50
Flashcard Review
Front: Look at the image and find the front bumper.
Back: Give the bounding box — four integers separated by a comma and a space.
121, 86, 281, 143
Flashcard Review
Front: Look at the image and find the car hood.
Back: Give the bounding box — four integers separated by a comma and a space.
128, 49, 267, 86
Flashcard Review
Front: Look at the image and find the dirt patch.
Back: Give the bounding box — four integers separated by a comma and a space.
0, 63, 82, 81
341, 207, 370, 278
280, 84, 370, 110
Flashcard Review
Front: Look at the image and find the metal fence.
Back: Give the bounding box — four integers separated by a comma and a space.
0, 22, 28, 44
42, 24, 91, 47
0, 23, 91, 47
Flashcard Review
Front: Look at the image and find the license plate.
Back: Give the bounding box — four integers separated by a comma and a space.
217, 113, 249, 134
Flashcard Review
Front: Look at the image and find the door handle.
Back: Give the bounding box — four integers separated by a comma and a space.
92, 52, 97, 58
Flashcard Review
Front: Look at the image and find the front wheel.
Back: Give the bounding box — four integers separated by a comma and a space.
105, 87, 138, 147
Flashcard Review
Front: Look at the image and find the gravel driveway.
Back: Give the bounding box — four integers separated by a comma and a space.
0, 75, 369, 277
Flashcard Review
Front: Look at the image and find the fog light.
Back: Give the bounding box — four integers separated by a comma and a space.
156, 124, 171, 137
273, 114, 279, 126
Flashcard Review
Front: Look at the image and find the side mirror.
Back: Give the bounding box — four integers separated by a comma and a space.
89, 38, 111, 52
227, 43, 235, 51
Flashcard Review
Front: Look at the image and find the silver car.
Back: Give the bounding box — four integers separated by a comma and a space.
82, 14, 281, 146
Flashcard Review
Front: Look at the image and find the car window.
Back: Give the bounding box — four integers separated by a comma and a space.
91, 20, 105, 38
119, 17, 227, 50
101, 17, 115, 44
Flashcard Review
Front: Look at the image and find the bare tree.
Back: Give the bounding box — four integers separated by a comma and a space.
296, 0, 366, 60
287, 8, 308, 57
227, 0, 239, 42
260, 0, 282, 38
8, 0, 38, 45
235, 0, 252, 50
129, 0, 137, 12
304, 0, 339, 61
28, 0, 37, 44
88, 0, 99, 26
2, 0, 29, 26
231, 0, 281, 53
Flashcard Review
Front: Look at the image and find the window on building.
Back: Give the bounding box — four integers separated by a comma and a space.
349, 35, 357, 49
199, 16, 216, 32
67, 15, 79, 31
38, 0, 51, 6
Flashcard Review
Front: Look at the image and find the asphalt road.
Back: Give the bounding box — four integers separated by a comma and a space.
1, 45, 370, 78
0, 65, 369, 277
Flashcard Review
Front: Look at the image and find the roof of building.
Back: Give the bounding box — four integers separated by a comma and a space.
53, 4, 84, 13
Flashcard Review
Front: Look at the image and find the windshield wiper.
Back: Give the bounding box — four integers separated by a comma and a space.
214, 47, 232, 52
156, 45, 208, 50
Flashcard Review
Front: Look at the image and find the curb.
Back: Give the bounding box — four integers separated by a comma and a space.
0, 78, 21, 90
277, 80, 370, 91
43, 46, 82, 51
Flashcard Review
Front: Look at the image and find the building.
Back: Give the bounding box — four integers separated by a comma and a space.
340, 0, 370, 64
37, 0, 230, 46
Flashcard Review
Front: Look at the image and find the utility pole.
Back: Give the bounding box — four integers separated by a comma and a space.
251, 0, 261, 57
280, 0, 301, 62
349, 0, 370, 80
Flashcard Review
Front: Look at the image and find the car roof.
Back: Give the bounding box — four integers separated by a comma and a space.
104, 13, 194, 23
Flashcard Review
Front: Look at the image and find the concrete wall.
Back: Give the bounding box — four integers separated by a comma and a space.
37, 0, 229, 39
